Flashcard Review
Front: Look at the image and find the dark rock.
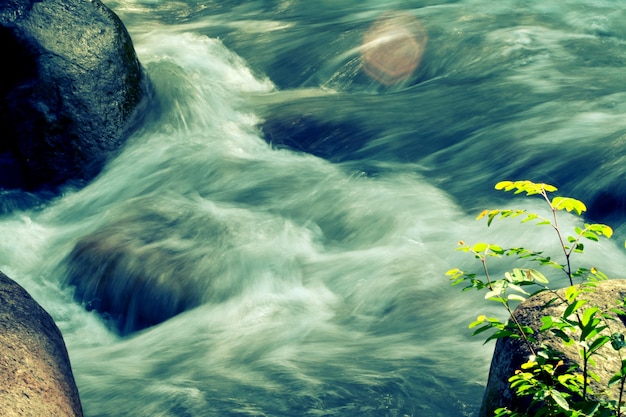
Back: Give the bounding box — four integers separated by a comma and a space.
0, 270, 83, 417
0, 189, 49, 215
0, 152, 26, 189
65, 199, 234, 335
589, 190, 626, 226
0, 0, 149, 191
479, 279, 626, 417
261, 114, 369, 162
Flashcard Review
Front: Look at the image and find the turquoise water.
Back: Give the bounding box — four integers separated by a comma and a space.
1, 1, 626, 415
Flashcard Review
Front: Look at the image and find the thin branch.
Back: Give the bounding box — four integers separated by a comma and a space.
481, 257, 537, 357
540, 188, 574, 285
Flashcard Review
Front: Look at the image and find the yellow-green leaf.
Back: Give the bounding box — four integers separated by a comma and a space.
446, 268, 463, 278
495, 180, 557, 196
469, 315, 487, 328
508, 294, 526, 302
472, 242, 489, 252
587, 223, 613, 239
529, 269, 549, 284
551, 197, 586, 215
495, 181, 514, 191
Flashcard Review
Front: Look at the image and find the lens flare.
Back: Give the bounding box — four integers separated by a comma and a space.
361, 13, 428, 86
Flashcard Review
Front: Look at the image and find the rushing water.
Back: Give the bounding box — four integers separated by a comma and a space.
2, 0, 626, 416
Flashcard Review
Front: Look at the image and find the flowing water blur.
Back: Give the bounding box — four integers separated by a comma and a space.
2, 0, 626, 416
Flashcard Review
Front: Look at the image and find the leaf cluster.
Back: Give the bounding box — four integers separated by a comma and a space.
448, 180, 626, 417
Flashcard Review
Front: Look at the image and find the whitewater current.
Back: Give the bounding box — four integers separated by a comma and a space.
2, 1, 626, 416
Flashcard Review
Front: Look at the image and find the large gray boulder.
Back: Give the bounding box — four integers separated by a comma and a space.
0, 270, 83, 417
480, 279, 626, 417
0, 0, 148, 190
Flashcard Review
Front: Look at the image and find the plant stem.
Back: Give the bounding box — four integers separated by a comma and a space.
582, 349, 589, 399
481, 256, 537, 356
618, 374, 625, 417
541, 188, 574, 286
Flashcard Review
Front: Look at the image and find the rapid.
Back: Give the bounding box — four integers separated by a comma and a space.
1, 1, 626, 416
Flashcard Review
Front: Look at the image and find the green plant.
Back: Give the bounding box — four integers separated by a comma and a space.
447, 180, 626, 417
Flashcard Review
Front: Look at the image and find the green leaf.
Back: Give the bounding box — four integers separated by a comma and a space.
551, 329, 574, 344
564, 286, 581, 303
471, 242, 487, 252
540, 315, 554, 331
611, 333, 626, 350
507, 294, 526, 302
580, 308, 606, 341
591, 269, 608, 281
495, 181, 512, 191
609, 360, 626, 386
521, 213, 539, 223
493, 408, 514, 417
495, 180, 557, 196
609, 373, 625, 387
582, 231, 599, 242
549, 389, 570, 410
581, 306, 599, 327
446, 268, 463, 278
587, 368, 601, 382
471, 324, 495, 336
587, 223, 613, 239
485, 329, 516, 342
485, 295, 507, 303
505, 269, 526, 284
488, 244, 505, 255
507, 283, 530, 295
551, 197, 586, 215
563, 299, 587, 318
469, 315, 486, 328
588, 335, 610, 355
528, 269, 549, 284
485, 285, 505, 301
476, 209, 506, 227
611, 306, 626, 317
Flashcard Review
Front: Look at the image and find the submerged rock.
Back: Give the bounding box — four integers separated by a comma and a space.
65, 200, 235, 335
479, 279, 626, 417
0, 270, 83, 417
260, 114, 369, 162
0, 0, 149, 191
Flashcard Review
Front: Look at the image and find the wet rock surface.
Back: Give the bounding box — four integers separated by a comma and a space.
0, 270, 83, 417
0, 0, 149, 191
480, 279, 626, 417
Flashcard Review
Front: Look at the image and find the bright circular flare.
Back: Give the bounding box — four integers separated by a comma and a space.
361, 13, 428, 86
